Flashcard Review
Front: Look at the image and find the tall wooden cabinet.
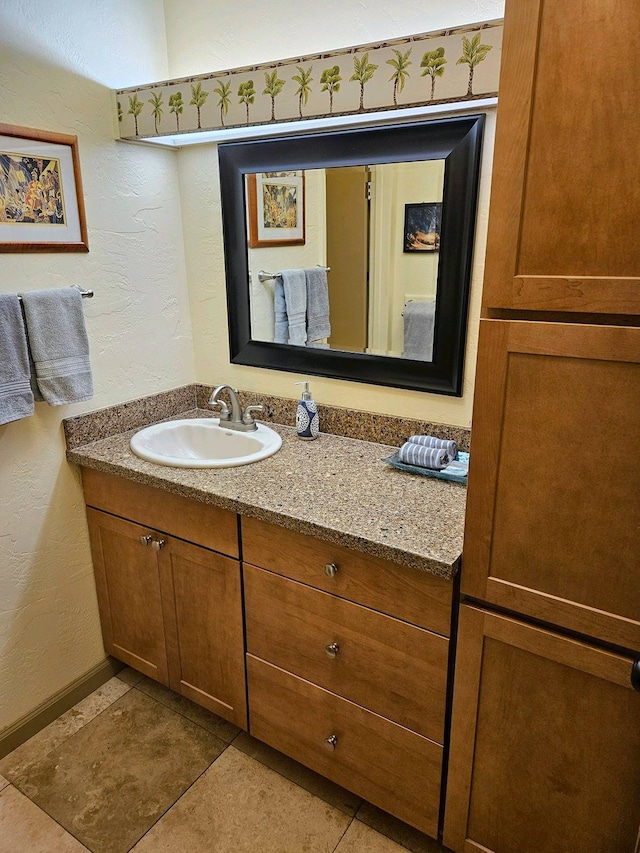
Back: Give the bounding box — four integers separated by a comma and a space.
445, 0, 640, 850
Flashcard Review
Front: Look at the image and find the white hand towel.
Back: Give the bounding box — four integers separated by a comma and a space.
403, 300, 435, 361
408, 433, 458, 461
280, 270, 307, 346
19, 287, 93, 406
0, 294, 34, 425
399, 441, 450, 470
305, 267, 331, 344
273, 278, 289, 344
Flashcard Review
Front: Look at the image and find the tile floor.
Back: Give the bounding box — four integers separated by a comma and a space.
0, 669, 452, 853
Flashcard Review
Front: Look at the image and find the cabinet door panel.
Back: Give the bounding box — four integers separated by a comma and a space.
463, 320, 640, 651
86, 509, 169, 684
160, 540, 247, 729
444, 605, 640, 853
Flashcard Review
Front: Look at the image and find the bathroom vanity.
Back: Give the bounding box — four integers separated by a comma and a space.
67, 403, 466, 840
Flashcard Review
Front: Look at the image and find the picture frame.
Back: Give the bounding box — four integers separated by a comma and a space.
0, 123, 89, 253
247, 171, 305, 248
403, 202, 442, 253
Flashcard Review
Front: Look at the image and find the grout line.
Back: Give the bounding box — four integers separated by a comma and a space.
332, 815, 354, 851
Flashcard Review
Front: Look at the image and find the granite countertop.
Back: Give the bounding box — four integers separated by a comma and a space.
66, 409, 467, 580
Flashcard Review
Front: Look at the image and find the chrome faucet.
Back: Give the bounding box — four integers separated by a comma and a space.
208, 385, 264, 432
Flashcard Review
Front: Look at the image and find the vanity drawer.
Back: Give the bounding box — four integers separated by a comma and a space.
245, 565, 448, 743
247, 655, 442, 838
82, 468, 239, 558
241, 517, 452, 636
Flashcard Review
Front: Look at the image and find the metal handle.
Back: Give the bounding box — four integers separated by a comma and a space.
210, 399, 231, 419
243, 404, 264, 424
632, 660, 640, 693
151, 539, 165, 551
139, 535, 152, 546
325, 642, 340, 659
325, 734, 338, 750
324, 563, 338, 578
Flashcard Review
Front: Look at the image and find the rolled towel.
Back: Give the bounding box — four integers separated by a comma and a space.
398, 441, 450, 471
408, 433, 457, 461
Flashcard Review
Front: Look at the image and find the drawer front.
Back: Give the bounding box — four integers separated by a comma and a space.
242, 517, 452, 636
82, 468, 239, 558
245, 565, 448, 743
247, 655, 443, 838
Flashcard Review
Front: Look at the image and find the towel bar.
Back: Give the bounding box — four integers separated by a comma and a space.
18, 285, 94, 302
258, 266, 330, 284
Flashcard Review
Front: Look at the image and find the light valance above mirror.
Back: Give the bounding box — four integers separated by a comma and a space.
219, 115, 485, 395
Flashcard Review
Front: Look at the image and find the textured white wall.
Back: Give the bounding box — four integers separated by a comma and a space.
169, 0, 503, 426
0, 1, 194, 731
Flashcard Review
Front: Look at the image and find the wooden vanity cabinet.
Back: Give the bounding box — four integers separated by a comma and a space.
242, 516, 453, 838
83, 469, 247, 729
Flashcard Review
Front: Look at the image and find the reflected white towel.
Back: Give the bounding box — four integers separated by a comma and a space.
403, 300, 435, 361
0, 294, 34, 425
280, 270, 307, 346
19, 287, 93, 405
305, 267, 331, 345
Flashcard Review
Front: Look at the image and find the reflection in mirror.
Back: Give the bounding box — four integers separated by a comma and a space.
247, 159, 445, 361
219, 116, 484, 395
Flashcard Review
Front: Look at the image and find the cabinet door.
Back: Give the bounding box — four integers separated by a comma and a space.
481, 0, 640, 315
159, 539, 247, 729
86, 509, 169, 684
444, 605, 640, 853
463, 319, 640, 652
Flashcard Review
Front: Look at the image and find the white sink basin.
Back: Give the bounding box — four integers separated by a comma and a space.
130, 418, 282, 468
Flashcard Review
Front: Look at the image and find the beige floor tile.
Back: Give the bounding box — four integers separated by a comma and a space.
0, 778, 7, 793
0, 785, 89, 852
0, 676, 131, 781
131, 746, 351, 852
12, 688, 227, 853
115, 666, 145, 687
234, 730, 362, 816
135, 677, 240, 743
356, 801, 451, 853
335, 819, 410, 852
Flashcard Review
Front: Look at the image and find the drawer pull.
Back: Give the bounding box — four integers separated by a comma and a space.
632, 660, 640, 693
325, 642, 340, 659
323, 563, 338, 578
325, 734, 338, 750
151, 539, 166, 551
139, 535, 152, 546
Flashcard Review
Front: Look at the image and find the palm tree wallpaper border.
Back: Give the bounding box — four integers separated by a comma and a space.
115, 20, 502, 140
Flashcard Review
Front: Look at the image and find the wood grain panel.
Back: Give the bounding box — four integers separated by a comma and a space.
241, 517, 452, 636
247, 655, 443, 838
512, 276, 640, 315
86, 509, 169, 684
160, 540, 247, 728
444, 606, 640, 853
244, 565, 448, 742
82, 468, 238, 557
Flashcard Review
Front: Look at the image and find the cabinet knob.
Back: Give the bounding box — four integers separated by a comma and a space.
632, 660, 640, 693
324, 563, 338, 578
325, 734, 338, 750
151, 539, 165, 551
139, 535, 152, 546
325, 642, 340, 659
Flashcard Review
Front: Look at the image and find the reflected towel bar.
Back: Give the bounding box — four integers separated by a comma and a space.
257, 266, 330, 284
18, 285, 94, 302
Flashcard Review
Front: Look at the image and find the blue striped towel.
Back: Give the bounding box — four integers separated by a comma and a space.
398, 441, 450, 470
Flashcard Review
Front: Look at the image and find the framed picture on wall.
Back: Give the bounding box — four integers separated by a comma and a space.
247, 171, 305, 248
403, 202, 442, 253
0, 123, 89, 252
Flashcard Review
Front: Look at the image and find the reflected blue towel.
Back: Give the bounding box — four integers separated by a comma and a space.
273, 278, 288, 344
408, 433, 457, 461
398, 441, 450, 470
280, 269, 307, 346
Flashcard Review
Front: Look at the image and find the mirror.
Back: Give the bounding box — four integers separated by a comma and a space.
219, 115, 484, 395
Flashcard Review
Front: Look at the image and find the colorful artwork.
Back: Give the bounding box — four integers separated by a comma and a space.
247, 171, 305, 247
0, 152, 66, 225
404, 202, 442, 252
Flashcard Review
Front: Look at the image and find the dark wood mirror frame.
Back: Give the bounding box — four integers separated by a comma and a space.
218, 115, 484, 395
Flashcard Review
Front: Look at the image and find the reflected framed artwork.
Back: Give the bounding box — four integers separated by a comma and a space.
0, 124, 89, 252
403, 202, 442, 253
247, 171, 305, 247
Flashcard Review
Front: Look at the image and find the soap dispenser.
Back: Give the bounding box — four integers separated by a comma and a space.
295, 381, 319, 440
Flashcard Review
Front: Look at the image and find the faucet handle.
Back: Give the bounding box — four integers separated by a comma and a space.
209, 398, 231, 420
242, 405, 264, 426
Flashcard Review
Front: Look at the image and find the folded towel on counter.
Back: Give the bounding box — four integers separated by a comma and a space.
305, 267, 331, 345
19, 287, 93, 405
0, 294, 34, 425
273, 278, 289, 344
280, 269, 307, 346
402, 300, 435, 361
408, 433, 458, 461
398, 440, 450, 471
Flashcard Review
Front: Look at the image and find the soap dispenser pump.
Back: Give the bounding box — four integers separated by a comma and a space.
295, 381, 319, 440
